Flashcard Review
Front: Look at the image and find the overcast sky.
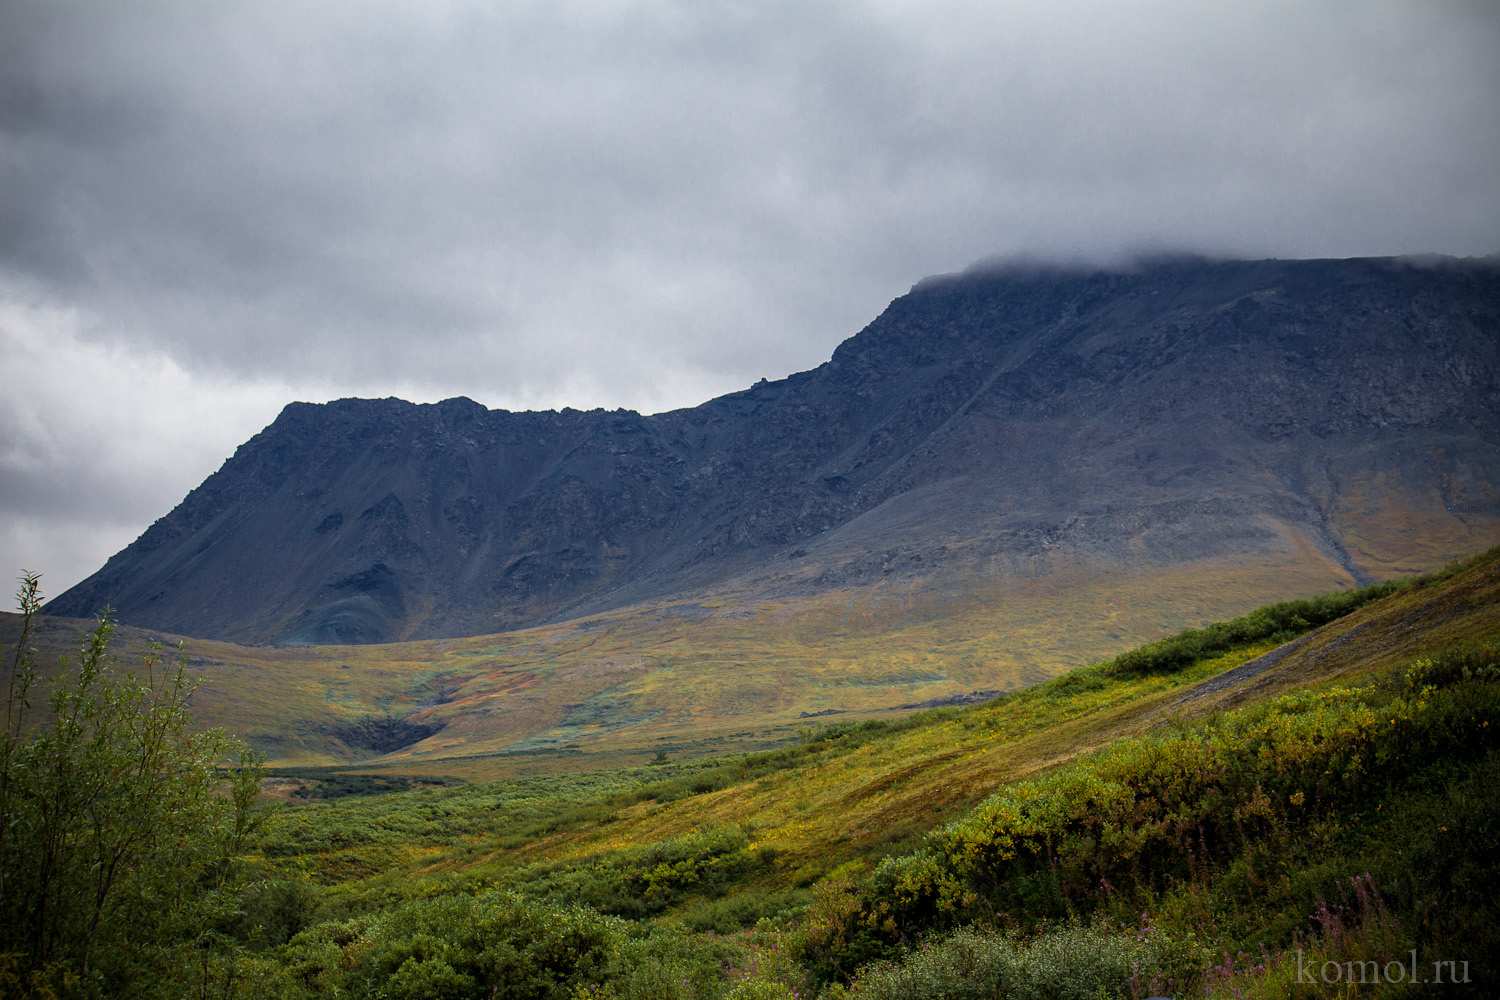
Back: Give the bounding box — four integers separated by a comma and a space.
2, 0, 1498, 599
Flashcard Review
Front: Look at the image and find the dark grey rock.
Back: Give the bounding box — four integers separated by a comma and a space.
46, 255, 1500, 642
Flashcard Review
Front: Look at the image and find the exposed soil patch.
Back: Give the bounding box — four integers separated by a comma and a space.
331, 715, 445, 754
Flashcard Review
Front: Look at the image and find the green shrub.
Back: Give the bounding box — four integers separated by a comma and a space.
575, 925, 752, 1000
231, 868, 323, 949
503, 826, 776, 918
867, 851, 976, 933
723, 981, 799, 1000
680, 888, 812, 933
842, 924, 1172, 1000
0, 576, 265, 999
270, 891, 622, 1000
1389, 642, 1500, 693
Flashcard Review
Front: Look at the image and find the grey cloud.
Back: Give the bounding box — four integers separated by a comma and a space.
4, 0, 1494, 412
2, 0, 1500, 589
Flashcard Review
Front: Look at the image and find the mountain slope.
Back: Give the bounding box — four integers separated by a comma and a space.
46, 254, 1500, 644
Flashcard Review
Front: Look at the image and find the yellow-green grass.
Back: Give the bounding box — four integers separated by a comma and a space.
270, 548, 1499, 906
0, 538, 1471, 780
260, 644, 1286, 896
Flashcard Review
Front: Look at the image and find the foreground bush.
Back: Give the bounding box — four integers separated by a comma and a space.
270, 891, 620, 1000
259, 892, 778, 1000
0, 574, 264, 999
832, 924, 1173, 1000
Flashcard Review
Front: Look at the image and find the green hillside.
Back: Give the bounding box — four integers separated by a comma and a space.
4, 549, 1496, 997
219, 548, 1500, 997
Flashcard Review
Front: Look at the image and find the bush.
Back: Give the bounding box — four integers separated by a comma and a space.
497, 826, 777, 919
680, 888, 812, 934
572, 925, 754, 1000
269, 891, 622, 1000
0, 573, 265, 999
841, 924, 1172, 1000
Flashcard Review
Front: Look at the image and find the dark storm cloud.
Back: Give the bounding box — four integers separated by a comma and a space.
2, 0, 1499, 591
5, 0, 1495, 394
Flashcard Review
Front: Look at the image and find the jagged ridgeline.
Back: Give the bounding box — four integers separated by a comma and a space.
47, 255, 1500, 644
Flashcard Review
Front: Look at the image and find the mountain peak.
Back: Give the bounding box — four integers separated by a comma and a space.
46, 255, 1500, 643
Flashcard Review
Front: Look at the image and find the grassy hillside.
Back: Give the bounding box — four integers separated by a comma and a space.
198, 547, 1500, 998
5, 542, 1395, 778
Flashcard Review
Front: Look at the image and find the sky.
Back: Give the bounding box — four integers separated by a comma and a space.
2, 0, 1498, 600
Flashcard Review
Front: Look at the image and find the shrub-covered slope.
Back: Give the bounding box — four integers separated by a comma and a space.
230, 548, 1500, 998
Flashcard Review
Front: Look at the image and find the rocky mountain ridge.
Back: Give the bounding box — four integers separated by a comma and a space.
47, 254, 1500, 643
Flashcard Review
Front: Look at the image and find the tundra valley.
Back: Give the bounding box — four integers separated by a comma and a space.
5, 255, 1500, 999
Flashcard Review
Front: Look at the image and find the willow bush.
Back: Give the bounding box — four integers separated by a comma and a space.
0, 573, 265, 999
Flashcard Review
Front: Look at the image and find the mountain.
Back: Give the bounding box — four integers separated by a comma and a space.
46, 254, 1500, 644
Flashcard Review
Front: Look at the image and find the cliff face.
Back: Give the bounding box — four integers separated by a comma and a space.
47, 255, 1500, 643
